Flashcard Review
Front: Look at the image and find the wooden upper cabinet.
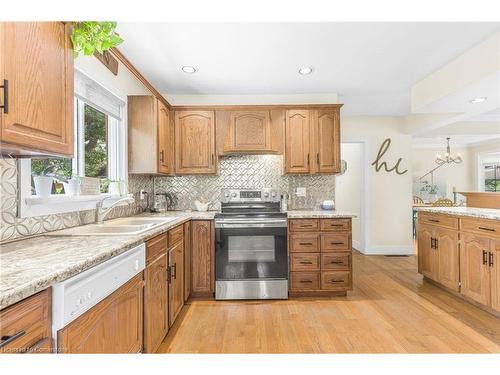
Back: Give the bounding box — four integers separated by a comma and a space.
284, 109, 310, 174
0, 22, 74, 157
128, 96, 173, 175
314, 109, 341, 174
175, 110, 216, 174
225, 111, 272, 152
460, 233, 491, 306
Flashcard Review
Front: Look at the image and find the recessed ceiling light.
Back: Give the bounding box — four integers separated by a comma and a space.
470, 97, 487, 104
298, 67, 313, 75
181, 66, 197, 74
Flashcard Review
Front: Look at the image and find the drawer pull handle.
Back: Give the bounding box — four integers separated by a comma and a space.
0, 80, 8, 114
329, 279, 344, 283
299, 280, 313, 283
299, 242, 313, 246
300, 225, 314, 227
489, 252, 494, 267
330, 261, 344, 264
329, 224, 344, 227
331, 242, 344, 245
483, 250, 488, 265
478, 226, 495, 232
428, 219, 440, 223
299, 261, 313, 265
0, 330, 26, 349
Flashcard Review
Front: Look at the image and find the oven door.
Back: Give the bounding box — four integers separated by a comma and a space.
215, 219, 288, 281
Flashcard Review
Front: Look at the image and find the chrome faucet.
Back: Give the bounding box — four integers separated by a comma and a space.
95, 196, 135, 224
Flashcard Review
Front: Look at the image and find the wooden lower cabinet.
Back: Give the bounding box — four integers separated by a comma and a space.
491, 240, 500, 312
417, 224, 437, 280
168, 240, 185, 326
191, 220, 214, 296
58, 273, 143, 353
460, 233, 491, 306
0, 289, 52, 354
436, 228, 460, 291
184, 221, 192, 301
143, 234, 168, 353
288, 218, 352, 294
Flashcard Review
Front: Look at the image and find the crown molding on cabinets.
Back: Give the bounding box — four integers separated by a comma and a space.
172, 104, 343, 111
110, 47, 171, 110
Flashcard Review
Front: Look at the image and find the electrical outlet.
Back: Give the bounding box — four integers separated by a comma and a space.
296, 187, 306, 197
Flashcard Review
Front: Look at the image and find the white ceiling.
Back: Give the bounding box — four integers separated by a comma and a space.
116, 22, 499, 115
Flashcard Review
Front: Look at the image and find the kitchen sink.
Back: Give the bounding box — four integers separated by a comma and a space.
48, 217, 177, 236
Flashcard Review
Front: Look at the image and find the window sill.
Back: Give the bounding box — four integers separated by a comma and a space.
19, 194, 134, 218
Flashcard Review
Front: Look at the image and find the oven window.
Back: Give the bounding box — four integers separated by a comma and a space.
228, 236, 275, 262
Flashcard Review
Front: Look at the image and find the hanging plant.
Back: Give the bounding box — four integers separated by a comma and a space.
71, 21, 123, 58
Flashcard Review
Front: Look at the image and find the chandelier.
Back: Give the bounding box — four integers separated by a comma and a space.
435, 137, 462, 165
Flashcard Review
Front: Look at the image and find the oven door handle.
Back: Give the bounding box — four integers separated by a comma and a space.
217, 222, 287, 228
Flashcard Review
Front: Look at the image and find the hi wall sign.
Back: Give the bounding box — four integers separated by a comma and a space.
371, 138, 408, 175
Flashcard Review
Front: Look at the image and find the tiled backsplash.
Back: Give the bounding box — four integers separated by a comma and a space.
154, 155, 335, 211
0, 155, 335, 243
0, 158, 153, 243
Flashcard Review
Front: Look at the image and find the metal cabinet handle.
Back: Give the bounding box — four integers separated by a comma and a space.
330, 261, 344, 264
329, 279, 344, 283
329, 224, 344, 227
299, 280, 313, 283
316, 153, 320, 164
0, 330, 26, 349
0, 79, 8, 114
167, 266, 172, 283
483, 250, 488, 265
299, 242, 313, 246
172, 263, 177, 279
331, 242, 344, 245
478, 226, 495, 232
428, 219, 440, 223
159, 150, 164, 162
435, 238, 438, 249
307, 154, 310, 165
299, 261, 313, 265
489, 252, 494, 267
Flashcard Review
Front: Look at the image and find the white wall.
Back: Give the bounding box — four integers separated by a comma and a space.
342, 116, 413, 255
335, 143, 362, 250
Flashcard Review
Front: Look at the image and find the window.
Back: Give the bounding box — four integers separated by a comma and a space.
484, 163, 500, 192
18, 69, 127, 217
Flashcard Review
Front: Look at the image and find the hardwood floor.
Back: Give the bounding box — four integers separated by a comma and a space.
157, 251, 500, 353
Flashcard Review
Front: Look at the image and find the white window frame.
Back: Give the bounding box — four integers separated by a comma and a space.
18, 98, 128, 218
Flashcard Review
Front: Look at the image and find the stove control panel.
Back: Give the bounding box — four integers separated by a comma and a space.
221, 188, 281, 203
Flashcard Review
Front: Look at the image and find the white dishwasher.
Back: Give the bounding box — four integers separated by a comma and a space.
52, 243, 145, 353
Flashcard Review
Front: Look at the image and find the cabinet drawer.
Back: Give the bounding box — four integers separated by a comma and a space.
321, 233, 351, 252
320, 219, 351, 231
461, 217, 500, 237
168, 225, 184, 246
419, 213, 458, 229
290, 272, 320, 290
289, 219, 319, 232
0, 289, 51, 353
290, 253, 320, 271
146, 233, 168, 265
289, 233, 320, 252
321, 253, 351, 271
321, 271, 351, 290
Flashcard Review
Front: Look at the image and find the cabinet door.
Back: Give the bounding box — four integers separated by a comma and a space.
417, 225, 437, 281
436, 228, 460, 291
191, 220, 214, 295
460, 233, 491, 306
157, 101, 172, 174
226, 111, 271, 152
490, 240, 500, 312
184, 221, 192, 302
58, 273, 143, 353
168, 241, 185, 326
284, 109, 310, 174
0, 22, 73, 156
143, 254, 168, 353
314, 109, 340, 173
175, 110, 216, 174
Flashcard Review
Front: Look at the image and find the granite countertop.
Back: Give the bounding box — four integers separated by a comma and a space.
415, 206, 500, 221
0, 208, 356, 310
286, 210, 357, 218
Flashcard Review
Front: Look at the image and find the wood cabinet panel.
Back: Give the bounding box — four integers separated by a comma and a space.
284, 109, 310, 173
321, 271, 351, 290
0, 22, 73, 157
143, 253, 168, 353
184, 221, 192, 302
321, 233, 351, 252
321, 253, 351, 271
224, 110, 272, 152
320, 218, 351, 232
436, 228, 460, 291
168, 240, 184, 326
460, 233, 491, 306
168, 224, 184, 247
289, 219, 319, 232
418, 212, 459, 230
157, 101, 173, 174
0, 289, 51, 354
491, 240, 500, 312
175, 111, 216, 174
314, 109, 340, 173
290, 253, 320, 271
58, 273, 143, 353
290, 272, 320, 291
289, 233, 320, 253
461, 217, 500, 237
191, 220, 214, 295
146, 233, 168, 265
417, 224, 437, 280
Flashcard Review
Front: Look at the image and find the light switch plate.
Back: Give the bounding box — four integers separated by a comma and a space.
296, 187, 306, 197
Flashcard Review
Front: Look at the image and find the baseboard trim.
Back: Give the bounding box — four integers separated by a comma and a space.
359, 245, 414, 256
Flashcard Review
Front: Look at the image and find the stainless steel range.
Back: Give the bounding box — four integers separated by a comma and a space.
215, 188, 288, 300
